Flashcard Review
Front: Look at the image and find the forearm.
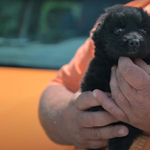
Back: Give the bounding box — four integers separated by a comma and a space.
38, 85, 74, 145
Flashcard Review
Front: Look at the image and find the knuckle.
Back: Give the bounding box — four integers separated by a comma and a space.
107, 105, 116, 116
78, 114, 86, 126
82, 91, 91, 101
91, 129, 100, 140
76, 92, 87, 107
75, 95, 81, 109
79, 113, 94, 127
78, 91, 92, 108
107, 114, 115, 124
85, 114, 94, 127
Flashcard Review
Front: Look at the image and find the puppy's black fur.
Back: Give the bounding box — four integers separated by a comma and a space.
81, 5, 150, 150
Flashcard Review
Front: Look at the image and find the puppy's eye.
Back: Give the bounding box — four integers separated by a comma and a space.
114, 27, 125, 34
139, 28, 147, 34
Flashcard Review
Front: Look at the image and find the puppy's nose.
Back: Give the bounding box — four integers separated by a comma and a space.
128, 39, 140, 47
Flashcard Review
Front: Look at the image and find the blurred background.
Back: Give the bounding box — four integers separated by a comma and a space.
0, 0, 131, 150
0, 0, 131, 69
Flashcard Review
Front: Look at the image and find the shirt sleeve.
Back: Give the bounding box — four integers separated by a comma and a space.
49, 37, 95, 93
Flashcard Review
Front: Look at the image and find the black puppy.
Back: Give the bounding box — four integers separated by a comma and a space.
81, 5, 150, 150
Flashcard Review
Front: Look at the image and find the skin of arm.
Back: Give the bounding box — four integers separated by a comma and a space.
39, 85, 129, 149
39, 85, 73, 145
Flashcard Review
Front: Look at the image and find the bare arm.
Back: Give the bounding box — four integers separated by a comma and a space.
39, 85, 73, 145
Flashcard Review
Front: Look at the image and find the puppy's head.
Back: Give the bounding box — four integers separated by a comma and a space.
92, 5, 150, 61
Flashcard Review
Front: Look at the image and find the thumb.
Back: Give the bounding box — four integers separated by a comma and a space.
118, 57, 150, 90
134, 58, 150, 75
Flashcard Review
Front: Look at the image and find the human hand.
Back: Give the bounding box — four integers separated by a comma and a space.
94, 57, 150, 132
61, 91, 129, 149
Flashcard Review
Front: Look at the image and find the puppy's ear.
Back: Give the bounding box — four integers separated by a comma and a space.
92, 4, 124, 42
92, 13, 106, 41
92, 12, 107, 42
92, 30, 98, 41
92, 19, 103, 41
136, 7, 150, 26
105, 4, 123, 13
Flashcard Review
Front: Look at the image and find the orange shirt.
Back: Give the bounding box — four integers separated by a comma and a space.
49, 37, 94, 92
49, 0, 150, 150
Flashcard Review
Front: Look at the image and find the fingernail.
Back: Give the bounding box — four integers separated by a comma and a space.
93, 90, 97, 98
119, 128, 126, 136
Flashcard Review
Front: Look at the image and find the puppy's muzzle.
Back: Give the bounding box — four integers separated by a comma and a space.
128, 39, 140, 48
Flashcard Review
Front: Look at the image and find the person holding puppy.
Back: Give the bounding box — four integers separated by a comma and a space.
39, 0, 150, 150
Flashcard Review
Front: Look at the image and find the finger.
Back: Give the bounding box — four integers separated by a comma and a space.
110, 66, 122, 99
116, 66, 136, 107
110, 66, 130, 107
76, 91, 103, 110
109, 67, 130, 122
105, 92, 112, 98
93, 89, 129, 122
134, 58, 150, 75
118, 57, 150, 90
78, 111, 118, 127
84, 139, 108, 149
81, 125, 129, 140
